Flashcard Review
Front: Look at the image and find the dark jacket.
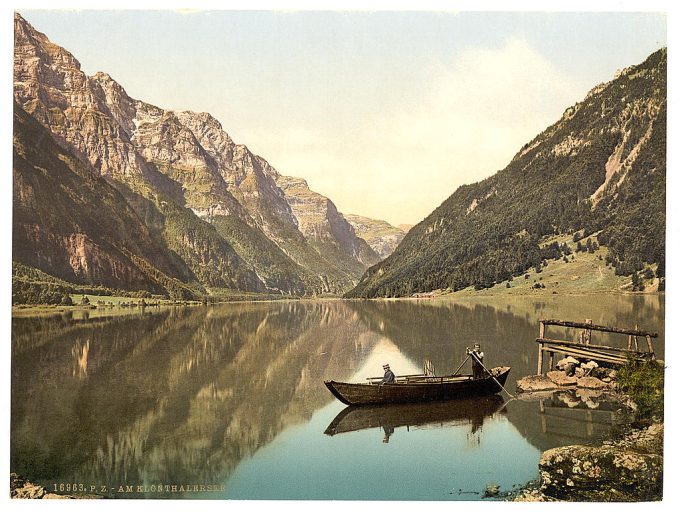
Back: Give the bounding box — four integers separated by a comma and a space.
471, 351, 485, 379
381, 369, 396, 384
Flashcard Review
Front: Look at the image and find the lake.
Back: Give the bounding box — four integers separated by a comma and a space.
10, 294, 664, 500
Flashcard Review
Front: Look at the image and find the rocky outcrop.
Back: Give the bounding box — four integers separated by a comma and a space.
538, 424, 663, 501
517, 360, 620, 393
546, 370, 578, 387
345, 214, 407, 259
576, 376, 608, 389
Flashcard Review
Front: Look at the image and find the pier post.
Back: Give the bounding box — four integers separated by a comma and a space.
645, 334, 656, 359
584, 318, 592, 344
537, 322, 545, 375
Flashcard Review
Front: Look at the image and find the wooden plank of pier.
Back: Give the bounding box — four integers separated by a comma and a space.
540, 342, 628, 360
540, 345, 630, 365
540, 319, 658, 338
536, 338, 651, 357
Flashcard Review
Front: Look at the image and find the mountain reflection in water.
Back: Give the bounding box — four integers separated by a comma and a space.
10, 295, 663, 499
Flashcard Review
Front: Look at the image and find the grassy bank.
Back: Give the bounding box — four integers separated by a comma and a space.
422, 234, 660, 300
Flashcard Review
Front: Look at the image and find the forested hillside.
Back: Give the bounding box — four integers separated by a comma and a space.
347, 49, 666, 298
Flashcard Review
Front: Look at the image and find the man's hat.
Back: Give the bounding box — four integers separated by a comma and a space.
383, 364, 390, 369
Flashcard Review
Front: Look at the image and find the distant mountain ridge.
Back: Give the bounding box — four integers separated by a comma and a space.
348, 48, 666, 298
344, 215, 407, 259
13, 13, 379, 298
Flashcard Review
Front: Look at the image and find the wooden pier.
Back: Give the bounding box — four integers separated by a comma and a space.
536, 319, 658, 375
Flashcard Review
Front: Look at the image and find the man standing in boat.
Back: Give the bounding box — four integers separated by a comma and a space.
380, 364, 396, 384
467, 344, 486, 380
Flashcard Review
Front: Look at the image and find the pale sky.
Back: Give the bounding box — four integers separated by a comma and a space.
19, 10, 667, 225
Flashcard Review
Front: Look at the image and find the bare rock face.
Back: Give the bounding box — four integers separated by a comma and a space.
131, 108, 249, 220
538, 424, 663, 501
14, 15, 165, 195
13, 102, 203, 296
345, 214, 407, 259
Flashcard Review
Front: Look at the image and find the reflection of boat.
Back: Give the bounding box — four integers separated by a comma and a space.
324, 395, 505, 437
324, 366, 510, 406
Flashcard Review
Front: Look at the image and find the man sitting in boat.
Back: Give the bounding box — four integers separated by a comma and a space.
380, 364, 396, 384
467, 344, 487, 380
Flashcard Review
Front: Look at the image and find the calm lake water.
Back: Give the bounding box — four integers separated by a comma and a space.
11, 295, 664, 500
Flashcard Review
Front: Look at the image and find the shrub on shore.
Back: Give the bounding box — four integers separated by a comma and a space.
617, 359, 664, 420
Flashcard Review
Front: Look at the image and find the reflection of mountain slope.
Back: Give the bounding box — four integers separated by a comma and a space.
11, 309, 181, 482
349, 296, 665, 380
11, 303, 383, 492
11, 297, 664, 494
349, 300, 539, 379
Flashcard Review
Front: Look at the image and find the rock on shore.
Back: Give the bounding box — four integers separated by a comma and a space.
10, 473, 71, 499
516, 374, 559, 392
516, 364, 619, 393
516, 423, 663, 501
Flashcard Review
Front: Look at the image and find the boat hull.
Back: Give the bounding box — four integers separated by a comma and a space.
325, 366, 511, 406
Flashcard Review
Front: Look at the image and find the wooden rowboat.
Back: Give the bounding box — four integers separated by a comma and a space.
324, 366, 511, 406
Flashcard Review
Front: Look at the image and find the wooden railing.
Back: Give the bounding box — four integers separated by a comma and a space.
536, 319, 657, 375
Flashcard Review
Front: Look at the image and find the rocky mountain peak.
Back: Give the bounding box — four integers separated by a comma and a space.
90, 71, 139, 137
14, 12, 81, 72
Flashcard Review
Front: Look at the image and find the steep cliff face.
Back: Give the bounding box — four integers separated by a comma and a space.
12, 102, 201, 297
345, 214, 407, 259
13, 13, 375, 296
348, 49, 666, 298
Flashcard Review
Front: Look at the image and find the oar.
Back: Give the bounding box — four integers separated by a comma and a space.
469, 352, 516, 399
451, 354, 471, 376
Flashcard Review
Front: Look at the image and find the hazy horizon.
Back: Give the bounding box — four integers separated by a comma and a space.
19, 10, 666, 226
